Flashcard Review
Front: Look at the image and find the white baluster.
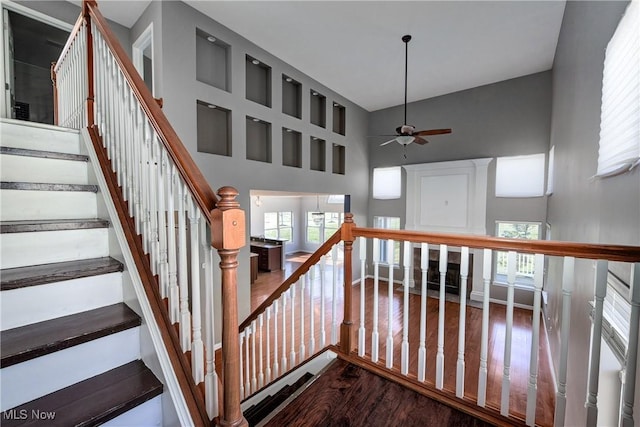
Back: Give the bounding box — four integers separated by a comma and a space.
418, 243, 428, 382
148, 134, 160, 276
436, 244, 447, 390
281, 293, 288, 373
586, 260, 608, 426
266, 306, 273, 383
299, 275, 306, 361
203, 244, 218, 420
621, 263, 640, 427
386, 239, 395, 369
251, 320, 257, 394
133, 107, 143, 234
401, 241, 411, 376
177, 182, 191, 352
157, 148, 169, 299
167, 164, 179, 323
273, 300, 279, 378
239, 331, 245, 399
320, 255, 327, 348
244, 325, 251, 395
526, 254, 544, 426
554, 256, 575, 427
358, 237, 367, 357
141, 120, 151, 255
331, 245, 339, 345
456, 246, 469, 398
309, 268, 316, 355
290, 283, 296, 367
478, 248, 492, 407
501, 250, 516, 416
188, 199, 204, 384
372, 238, 380, 363
258, 313, 265, 389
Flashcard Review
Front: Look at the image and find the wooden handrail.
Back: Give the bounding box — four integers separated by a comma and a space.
239, 229, 343, 331
353, 227, 640, 263
85, 2, 218, 219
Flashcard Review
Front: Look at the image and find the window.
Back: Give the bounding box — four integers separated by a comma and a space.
495, 221, 541, 286
306, 212, 344, 244
495, 154, 545, 197
372, 167, 401, 199
597, 0, 639, 177
374, 216, 401, 265
264, 212, 292, 241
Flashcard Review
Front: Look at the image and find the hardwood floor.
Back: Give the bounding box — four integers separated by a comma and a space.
247, 252, 555, 426
265, 359, 494, 427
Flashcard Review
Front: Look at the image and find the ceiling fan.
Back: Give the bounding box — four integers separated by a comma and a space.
379, 35, 452, 147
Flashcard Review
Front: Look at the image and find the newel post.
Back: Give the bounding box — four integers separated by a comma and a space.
50, 62, 58, 126
82, 0, 95, 127
340, 213, 355, 354
211, 187, 248, 427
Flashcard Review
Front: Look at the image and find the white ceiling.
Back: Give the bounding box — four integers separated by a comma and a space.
79, 0, 566, 112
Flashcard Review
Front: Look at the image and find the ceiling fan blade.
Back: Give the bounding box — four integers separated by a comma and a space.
414, 128, 452, 136
414, 136, 429, 145
380, 138, 397, 146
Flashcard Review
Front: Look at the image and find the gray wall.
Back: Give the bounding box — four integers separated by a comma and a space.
146, 1, 370, 321
368, 71, 551, 235
544, 1, 638, 425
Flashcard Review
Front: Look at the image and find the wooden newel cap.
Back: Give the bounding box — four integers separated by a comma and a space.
211, 186, 246, 250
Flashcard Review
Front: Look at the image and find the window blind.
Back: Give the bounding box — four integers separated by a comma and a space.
597, 0, 640, 177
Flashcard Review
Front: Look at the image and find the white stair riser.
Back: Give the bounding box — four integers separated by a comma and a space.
0, 327, 140, 411
0, 120, 80, 154
1, 228, 109, 269
1, 273, 124, 331
0, 190, 97, 221
0, 155, 89, 185
102, 395, 163, 427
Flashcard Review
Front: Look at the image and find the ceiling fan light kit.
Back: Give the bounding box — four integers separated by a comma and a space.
378, 34, 452, 150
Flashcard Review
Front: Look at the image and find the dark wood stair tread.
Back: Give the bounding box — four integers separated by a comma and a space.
0, 146, 89, 162
244, 372, 314, 426
0, 182, 98, 192
0, 219, 110, 234
1, 360, 162, 427
1, 257, 124, 291
1, 303, 141, 368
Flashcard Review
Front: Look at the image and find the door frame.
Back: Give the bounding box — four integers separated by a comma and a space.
132, 23, 154, 96
0, 0, 73, 119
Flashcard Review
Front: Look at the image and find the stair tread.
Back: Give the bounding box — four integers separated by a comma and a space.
1, 303, 141, 368
0, 146, 89, 162
1, 257, 124, 291
1, 360, 162, 427
0, 182, 98, 192
0, 219, 110, 233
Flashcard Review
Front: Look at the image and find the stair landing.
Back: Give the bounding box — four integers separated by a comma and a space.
263, 359, 494, 427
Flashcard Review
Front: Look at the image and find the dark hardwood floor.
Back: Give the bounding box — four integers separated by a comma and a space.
264, 358, 494, 427
247, 252, 555, 427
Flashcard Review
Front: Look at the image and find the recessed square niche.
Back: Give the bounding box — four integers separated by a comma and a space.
196, 100, 231, 157
282, 127, 302, 168
195, 29, 230, 92
246, 116, 272, 163
310, 136, 326, 172
332, 102, 346, 135
282, 75, 302, 119
310, 89, 326, 128
332, 143, 345, 175
246, 55, 272, 107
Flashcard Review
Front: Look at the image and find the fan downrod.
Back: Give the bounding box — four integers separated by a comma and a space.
402, 35, 412, 43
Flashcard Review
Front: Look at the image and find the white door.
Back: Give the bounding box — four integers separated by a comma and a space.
2, 8, 15, 118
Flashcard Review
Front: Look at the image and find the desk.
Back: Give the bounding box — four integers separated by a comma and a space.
250, 253, 258, 283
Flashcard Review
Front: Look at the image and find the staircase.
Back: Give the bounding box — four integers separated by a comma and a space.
0, 119, 164, 425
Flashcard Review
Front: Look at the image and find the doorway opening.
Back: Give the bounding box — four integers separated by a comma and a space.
2, 8, 69, 124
